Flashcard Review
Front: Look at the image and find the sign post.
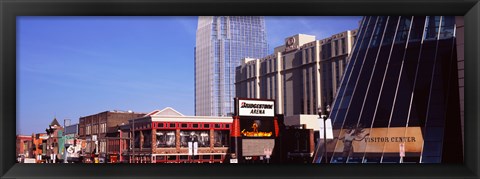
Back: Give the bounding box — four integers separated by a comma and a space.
399, 143, 405, 163
319, 118, 334, 139
230, 153, 238, 163
264, 148, 272, 164
193, 142, 198, 156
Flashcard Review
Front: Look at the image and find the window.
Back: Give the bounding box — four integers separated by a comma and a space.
215, 124, 221, 128
134, 131, 140, 148
180, 155, 188, 160
143, 130, 152, 148
156, 156, 165, 161
439, 16, 455, 39
180, 131, 210, 147
181, 124, 188, 128
193, 124, 199, 128
204, 124, 210, 128
100, 141, 106, 153
333, 40, 338, 56
158, 123, 164, 128
156, 131, 176, 148
86, 126, 91, 135
100, 123, 106, 133
169, 123, 176, 128
167, 156, 177, 161
214, 130, 230, 147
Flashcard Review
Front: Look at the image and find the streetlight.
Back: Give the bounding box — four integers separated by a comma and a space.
131, 118, 135, 163
318, 105, 330, 164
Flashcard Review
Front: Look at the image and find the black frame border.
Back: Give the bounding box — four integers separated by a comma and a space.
1, 0, 479, 178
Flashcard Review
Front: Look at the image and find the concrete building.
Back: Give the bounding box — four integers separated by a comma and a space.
195, 16, 269, 117
119, 107, 232, 163
235, 31, 357, 129
78, 110, 146, 163
313, 16, 464, 164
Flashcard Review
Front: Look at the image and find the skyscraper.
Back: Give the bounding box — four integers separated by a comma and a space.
195, 16, 268, 117
313, 16, 464, 164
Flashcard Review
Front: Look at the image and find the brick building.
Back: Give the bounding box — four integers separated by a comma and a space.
32, 133, 48, 163
118, 107, 232, 163
44, 118, 64, 163
16, 135, 32, 162
78, 110, 146, 163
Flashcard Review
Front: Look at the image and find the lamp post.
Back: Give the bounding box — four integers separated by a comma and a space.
131, 119, 135, 163
318, 105, 330, 164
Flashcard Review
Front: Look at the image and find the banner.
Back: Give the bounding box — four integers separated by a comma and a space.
332, 127, 424, 154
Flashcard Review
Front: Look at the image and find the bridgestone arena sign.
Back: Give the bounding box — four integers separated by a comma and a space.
238, 100, 274, 117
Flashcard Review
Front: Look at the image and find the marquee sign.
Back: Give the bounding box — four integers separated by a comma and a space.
240, 118, 274, 138
237, 99, 275, 117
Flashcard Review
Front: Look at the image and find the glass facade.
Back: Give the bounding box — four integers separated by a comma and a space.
314, 16, 463, 163
195, 16, 268, 117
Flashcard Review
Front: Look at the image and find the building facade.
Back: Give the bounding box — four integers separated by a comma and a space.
16, 135, 32, 162
78, 110, 146, 163
32, 133, 48, 163
195, 16, 269, 117
64, 123, 81, 163
44, 118, 64, 163
235, 31, 357, 117
313, 16, 464, 164
119, 107, 232, 163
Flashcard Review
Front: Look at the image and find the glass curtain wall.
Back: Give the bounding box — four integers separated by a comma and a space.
314, 16, 462, 164
195, 16, 268, 117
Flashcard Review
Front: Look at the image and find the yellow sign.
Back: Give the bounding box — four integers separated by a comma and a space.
332, 127, 424, 154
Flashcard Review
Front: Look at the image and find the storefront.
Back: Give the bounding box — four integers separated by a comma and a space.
121, 107, 232, 163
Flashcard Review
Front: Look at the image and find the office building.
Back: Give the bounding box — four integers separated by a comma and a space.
195, 16, 269, 117
235, 31, 357, 117
313, 16, 464, 164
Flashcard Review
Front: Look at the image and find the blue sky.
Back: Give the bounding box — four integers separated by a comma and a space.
17, 16, 362, 135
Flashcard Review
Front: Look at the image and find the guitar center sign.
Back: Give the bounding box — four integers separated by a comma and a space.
238, 99, 274, 117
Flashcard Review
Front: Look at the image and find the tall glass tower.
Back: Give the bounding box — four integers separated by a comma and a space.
195, 16, 268, 117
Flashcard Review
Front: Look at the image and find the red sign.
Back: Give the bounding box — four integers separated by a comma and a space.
231, 117, 241, 137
